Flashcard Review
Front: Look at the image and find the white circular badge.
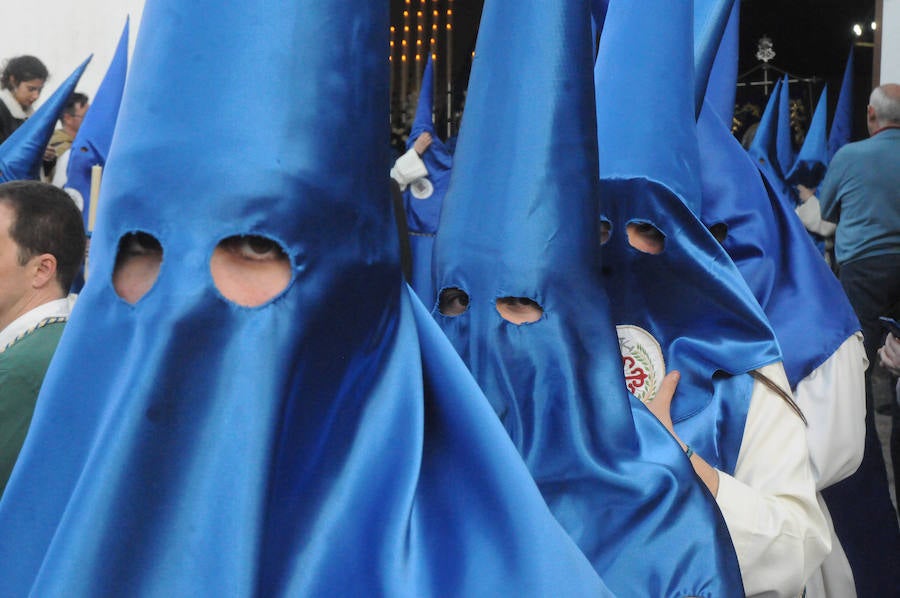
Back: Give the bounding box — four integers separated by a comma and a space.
410, 177, 434, 199
616, 324, 666, 403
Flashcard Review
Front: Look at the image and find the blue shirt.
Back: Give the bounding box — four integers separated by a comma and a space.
819, 127, 900, 265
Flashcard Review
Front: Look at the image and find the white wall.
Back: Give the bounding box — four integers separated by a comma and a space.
883, 0, 900, 84
0, 0, 146, 108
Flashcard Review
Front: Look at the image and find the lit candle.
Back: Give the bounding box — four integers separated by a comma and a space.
88, 164, 102, 233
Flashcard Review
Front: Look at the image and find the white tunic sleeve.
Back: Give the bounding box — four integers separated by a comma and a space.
715, 362, 831, 598
795, 195, 837, 237
793, 333, 867, 490
389, 148, 428, 191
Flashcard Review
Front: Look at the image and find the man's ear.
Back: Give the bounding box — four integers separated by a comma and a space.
867, 105, 878, 123
31, 253, 58, 290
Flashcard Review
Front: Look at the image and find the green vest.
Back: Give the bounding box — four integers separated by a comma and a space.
0, 321, 66, 495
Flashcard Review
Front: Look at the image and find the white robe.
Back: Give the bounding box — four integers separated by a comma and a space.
715, 361, 831, 597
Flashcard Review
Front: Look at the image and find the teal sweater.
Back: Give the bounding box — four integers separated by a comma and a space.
819, 127, 900, 265
0, 321, 66, 495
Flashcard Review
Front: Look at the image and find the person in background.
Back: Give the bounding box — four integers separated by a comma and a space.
0, 56, 48, 144
43, 92, 89, 187
0, 180, 85, 496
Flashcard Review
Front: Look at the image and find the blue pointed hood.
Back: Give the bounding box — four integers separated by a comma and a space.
829, 45, 854, 159
748, 78, 798, 209
595, 0, 701, 212
693, 0, 736, 117
775, 75, 795, 177
410, 55, 437, 141
66, 18, 129, 229
699, 0, 740, 123
0, 57, 91, 182
596, 0, 781, 472
404, 55, 453, 307
747, 78, 783, 175
434, 0, 742, 594
0, 1, 613, 595
786, 85, 829, 187
698, 99, 860, 388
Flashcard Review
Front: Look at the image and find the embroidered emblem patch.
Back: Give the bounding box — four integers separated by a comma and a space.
410, 177, 434, 199
616, 324, 666, 403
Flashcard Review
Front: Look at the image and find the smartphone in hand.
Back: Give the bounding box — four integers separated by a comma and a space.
878, 316, 900, 338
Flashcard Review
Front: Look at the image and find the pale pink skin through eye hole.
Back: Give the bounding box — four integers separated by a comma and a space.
113, 233, 291, 307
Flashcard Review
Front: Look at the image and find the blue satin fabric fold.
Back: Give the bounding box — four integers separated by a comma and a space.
692, 0, 735, 117
829, 47, 854, 160
0, 0, 614, 595
698, 0, 739, 124
785, 87, 829, 189
699, 103, 860, 387
748, 79, 803, 212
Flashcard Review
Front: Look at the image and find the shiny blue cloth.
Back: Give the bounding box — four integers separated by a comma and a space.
405, 56, 452, 308
774, 76, 795, 180
590, 0, 609, 56
785, 86, 829, 188
692, 0, 735, 117
434, 0, 743, 594
748, 78, 799, 211
700, 0, 739, 124
698, 102, 860, 388
829, 46, 854, 160
0, 58, 90, 182
0, 1, 612, 595
66, 19, 128, 229
595, 0, 782, 472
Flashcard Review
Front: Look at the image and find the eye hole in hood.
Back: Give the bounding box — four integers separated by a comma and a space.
113, 231, 163, 304
211, 234, 291, 307
496, 296, 543, 325
626, 220, 666, 255
438, 286, 470, 316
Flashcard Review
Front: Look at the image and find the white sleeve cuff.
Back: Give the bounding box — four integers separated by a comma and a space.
390, 148, 428, 191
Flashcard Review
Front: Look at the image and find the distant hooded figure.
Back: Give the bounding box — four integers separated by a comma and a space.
433, 0, 743, 595
402, 56, 453, 307
0, 1, 612, 595
595, 0, 829, 594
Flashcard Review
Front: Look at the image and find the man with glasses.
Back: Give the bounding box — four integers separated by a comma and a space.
43, 92, 89, 189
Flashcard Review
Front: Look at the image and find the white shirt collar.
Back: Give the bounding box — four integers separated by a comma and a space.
0, 298, 72, 353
